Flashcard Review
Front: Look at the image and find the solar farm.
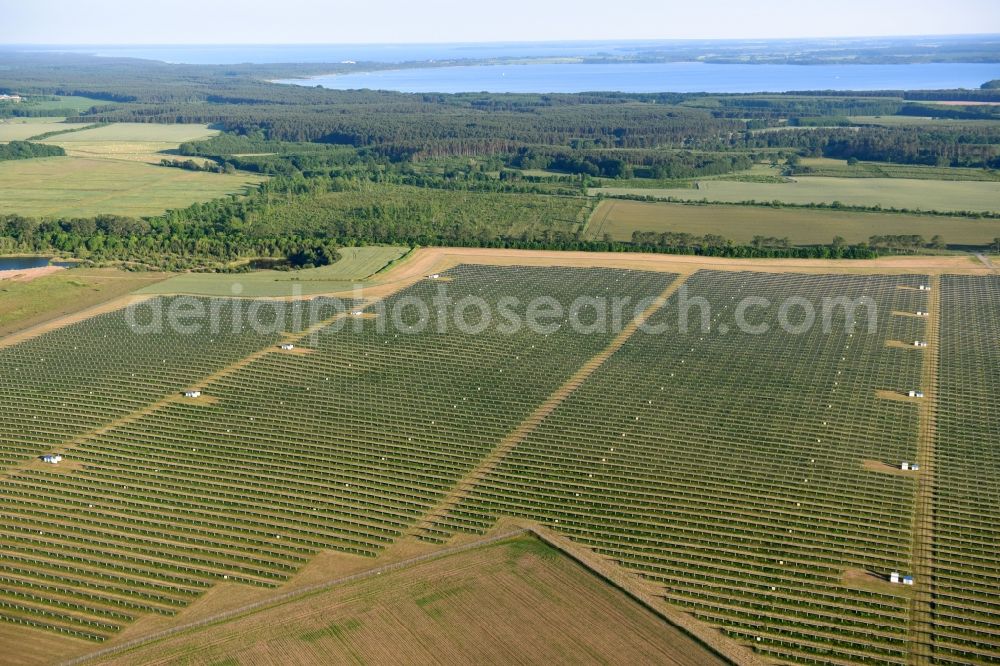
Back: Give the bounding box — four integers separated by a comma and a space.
0, 254, 997, 665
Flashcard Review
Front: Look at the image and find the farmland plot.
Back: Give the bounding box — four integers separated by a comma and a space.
931, 275, 1000, 664
0, 266, 675, 642
425, 270, 932, 664
94, 535, 723, 666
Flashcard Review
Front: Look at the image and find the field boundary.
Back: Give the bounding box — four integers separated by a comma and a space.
525, 522, 760, 666
407, 270, 694, 540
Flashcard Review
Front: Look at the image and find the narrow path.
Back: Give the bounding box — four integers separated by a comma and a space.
974, 252, 997, 272
906, 274, 941, 665
407, 270, 694, 541
584, 199, 616, 239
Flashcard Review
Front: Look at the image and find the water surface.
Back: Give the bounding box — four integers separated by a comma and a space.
281, 61, 1000, 93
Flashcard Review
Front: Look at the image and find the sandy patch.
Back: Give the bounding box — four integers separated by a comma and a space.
0, 265, 66, 282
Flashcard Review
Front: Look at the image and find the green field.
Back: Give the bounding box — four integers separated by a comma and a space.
0, 156, 263, 218
592, 177, 1000, 214
0, 267, 168, 338
39, 122, 222, 164
138, 246, 411, 297
585, 199, 1000, 246
0, 95, 106, 116
0, 121, 264, 218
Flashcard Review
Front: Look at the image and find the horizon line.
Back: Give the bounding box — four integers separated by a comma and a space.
4, 33, 1000, 48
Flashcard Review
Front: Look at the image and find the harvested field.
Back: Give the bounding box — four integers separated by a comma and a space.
0, 118, 74, 142
585, 198, 1000, 246
87, 535, 721, 666
39, 123, 219, 165
593, 177, 1000, 213
41, 123, 219, 144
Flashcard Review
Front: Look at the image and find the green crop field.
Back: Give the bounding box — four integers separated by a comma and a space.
0, 157, 263, 218
138, 246, 411, 297
585, 199, 1000, 246
0, 95, 105, 116
1, 263, 998, 664
592, 177, 1000, 214
0, 121, 263, 218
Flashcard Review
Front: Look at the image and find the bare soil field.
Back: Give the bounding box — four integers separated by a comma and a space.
89, 535, 721, 666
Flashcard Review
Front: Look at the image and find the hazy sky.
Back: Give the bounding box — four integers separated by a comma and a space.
3, 0, 999, 44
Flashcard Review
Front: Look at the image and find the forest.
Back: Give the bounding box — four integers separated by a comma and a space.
0, 140, 65, 161
1, 50, 999, 268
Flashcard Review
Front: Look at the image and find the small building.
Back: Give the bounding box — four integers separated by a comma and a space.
918, 285, 930, 291
911, 463, 921, 472
0, 94, 23, 102
351, 310, 364, 316
916, 311, 928, 317
184, 390, 202, 398
913, 341, 928, 348
908, 390, 925, 398
427, 273, 441, 279
40, 453, 63, 464
903, 576, 915, 585
890, 571, 900, 584
280, 343, 295, 351
901, 462, 910, 471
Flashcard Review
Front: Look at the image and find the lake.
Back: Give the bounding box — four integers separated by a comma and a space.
279, 62, 1000, 94
0, 257, 72, 271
